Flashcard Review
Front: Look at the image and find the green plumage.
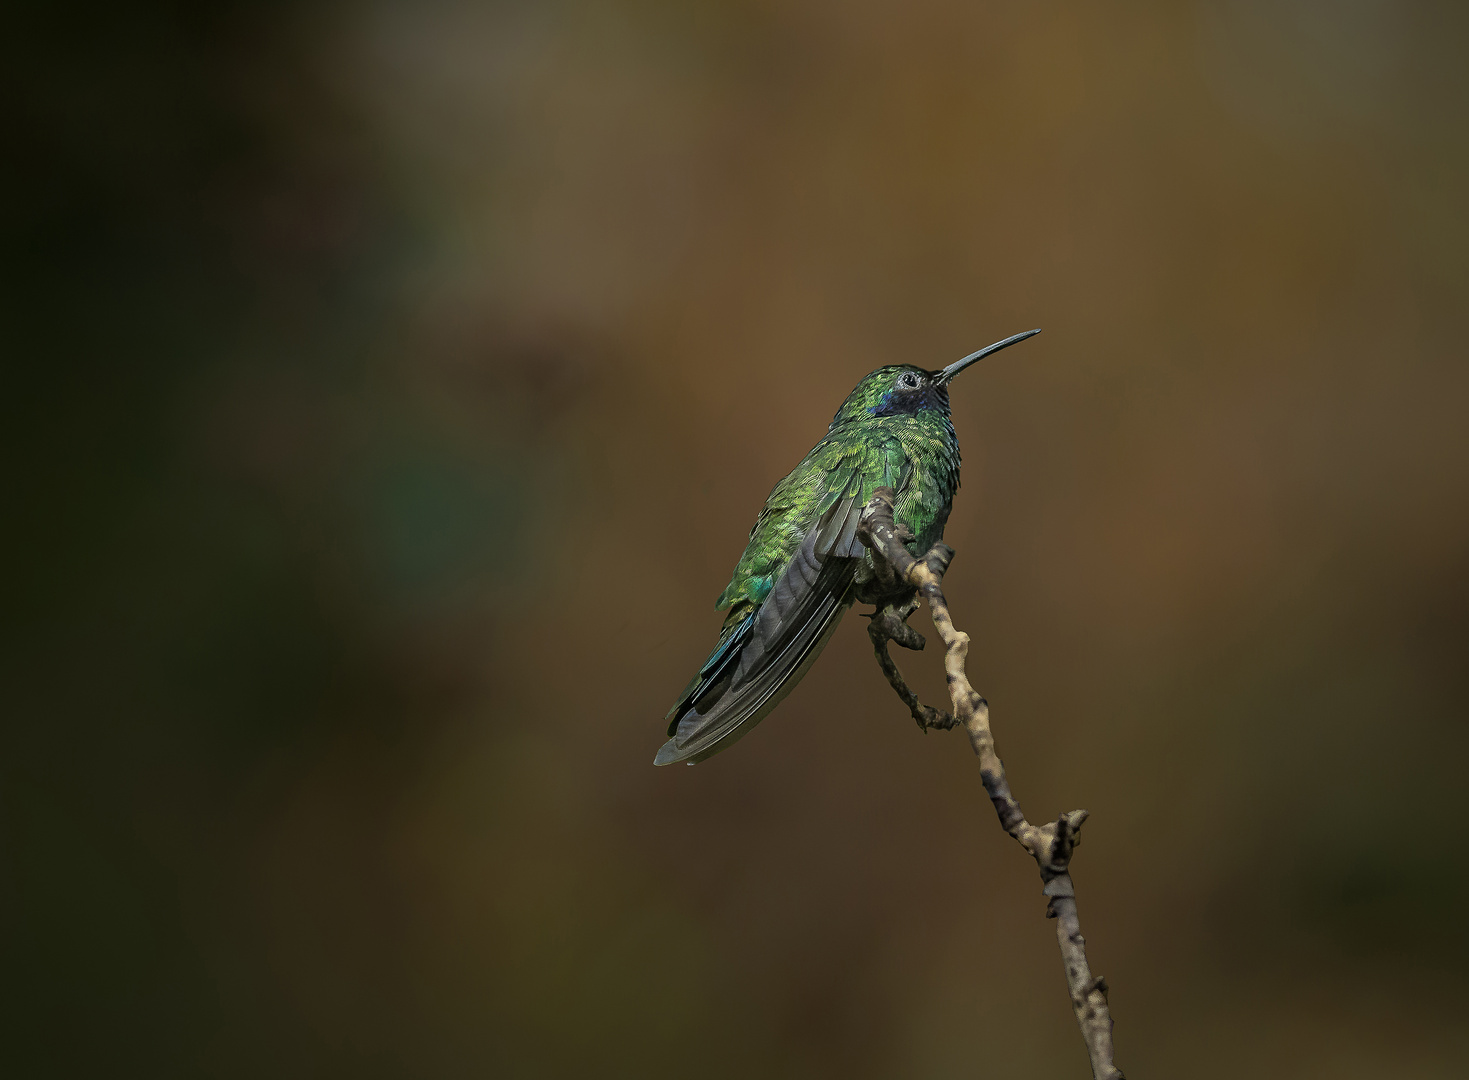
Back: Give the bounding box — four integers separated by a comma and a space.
656, 332, 1039, 766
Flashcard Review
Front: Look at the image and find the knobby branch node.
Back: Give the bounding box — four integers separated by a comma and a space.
856, 486, 1124, 1080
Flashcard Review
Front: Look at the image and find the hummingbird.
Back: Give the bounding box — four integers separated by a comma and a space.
655, 329, 1041, 766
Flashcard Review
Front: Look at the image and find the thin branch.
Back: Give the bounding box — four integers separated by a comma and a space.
864, 597, 957, 733
856, 487, 1124, 1080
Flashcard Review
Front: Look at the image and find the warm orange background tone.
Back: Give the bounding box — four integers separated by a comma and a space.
9, 1, 1469, 1076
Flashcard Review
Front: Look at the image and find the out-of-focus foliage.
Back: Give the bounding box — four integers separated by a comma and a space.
4, 0, 1468, 1076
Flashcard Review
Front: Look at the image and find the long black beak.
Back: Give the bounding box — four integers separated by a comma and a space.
935, 328, 1042, 384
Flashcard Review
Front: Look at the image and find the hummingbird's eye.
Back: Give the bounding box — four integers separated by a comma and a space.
898, 372, 920, 389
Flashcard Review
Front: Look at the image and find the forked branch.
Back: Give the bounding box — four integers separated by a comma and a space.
857, 487, 1123, 1080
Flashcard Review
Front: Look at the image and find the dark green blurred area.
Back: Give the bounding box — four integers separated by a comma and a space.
4, 0, 1468, 1075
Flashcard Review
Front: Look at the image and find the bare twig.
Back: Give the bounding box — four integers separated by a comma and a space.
864, 597, 958, 733
857, 487, 1124, 1080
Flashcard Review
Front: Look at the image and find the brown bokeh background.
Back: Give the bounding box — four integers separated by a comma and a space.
7, 1, 1469, 1076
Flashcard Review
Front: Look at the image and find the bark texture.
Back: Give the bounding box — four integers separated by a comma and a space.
857, 487, 1124, 1080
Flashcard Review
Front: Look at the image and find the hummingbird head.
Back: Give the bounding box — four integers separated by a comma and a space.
827, 329, 1042, 431
829, 365, 951, 430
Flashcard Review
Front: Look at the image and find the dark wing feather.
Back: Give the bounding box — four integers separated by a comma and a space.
662, 611, 756, 737
654, 483, 868, 766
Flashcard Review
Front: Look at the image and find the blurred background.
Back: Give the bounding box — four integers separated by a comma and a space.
6, 0, 1468, 1075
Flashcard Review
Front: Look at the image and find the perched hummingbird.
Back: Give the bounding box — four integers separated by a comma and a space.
655, 329, 1041, 766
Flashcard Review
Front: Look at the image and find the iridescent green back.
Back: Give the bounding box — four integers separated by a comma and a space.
714, 365, 960, 632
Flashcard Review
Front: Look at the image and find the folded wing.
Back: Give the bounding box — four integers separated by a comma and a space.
654, 479, 868, 765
